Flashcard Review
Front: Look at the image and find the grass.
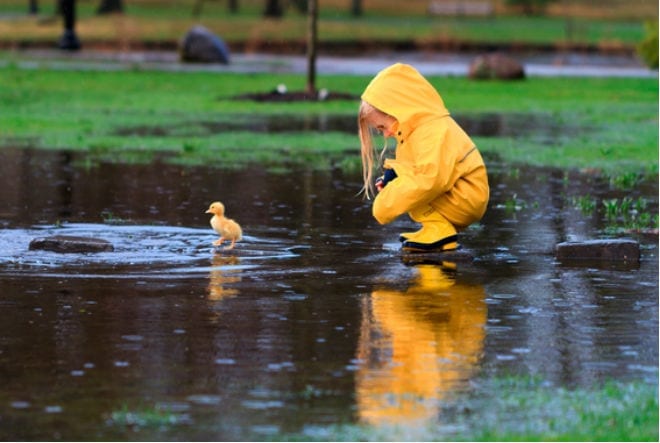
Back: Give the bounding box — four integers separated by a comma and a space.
0, 0, 654, 49
275, 378, 659, 441
104, 378, 658, 441
108, 405, 187, 429
0, 63, 657, 178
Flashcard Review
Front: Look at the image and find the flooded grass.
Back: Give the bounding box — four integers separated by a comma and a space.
277, 379, 659, 441
104, 380, 659, 441
1, 67, 657, 176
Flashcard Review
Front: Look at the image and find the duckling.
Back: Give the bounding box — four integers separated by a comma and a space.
205, 201, 243, 250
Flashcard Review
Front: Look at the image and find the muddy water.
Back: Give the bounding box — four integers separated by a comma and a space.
0, 147, 657, 440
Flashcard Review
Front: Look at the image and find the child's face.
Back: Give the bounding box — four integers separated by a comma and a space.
367, 111, 398, 138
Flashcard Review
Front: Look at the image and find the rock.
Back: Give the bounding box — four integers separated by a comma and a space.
555, 238, 640, 263
29, 235, 114, 253
468, 53, 525, 80
179, 25, 230, 64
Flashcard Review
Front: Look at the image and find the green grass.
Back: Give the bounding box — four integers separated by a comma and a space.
0, 63, 656, 178
277, 378, 659, 441
102, 378, 658, 441
0, 0, 652, 48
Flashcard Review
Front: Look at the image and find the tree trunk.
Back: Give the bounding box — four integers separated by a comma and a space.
192, 0, 203, 17
58, 0, 81, 50
291, 0, 307, 13
29, 0, 39, 14
351, 0, 362, 16
306, 0, 318, 95
263, 0, 283, 17
97, 0, 123, 14
228, 0, 238, 13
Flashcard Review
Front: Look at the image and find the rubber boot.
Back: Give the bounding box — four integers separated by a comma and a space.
401, 205, 459, 253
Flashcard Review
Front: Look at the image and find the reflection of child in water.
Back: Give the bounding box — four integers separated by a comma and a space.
355, 264, 487, 425
358, 63, 489, 252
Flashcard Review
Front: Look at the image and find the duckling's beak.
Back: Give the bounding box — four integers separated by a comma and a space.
205, 209, 212, 214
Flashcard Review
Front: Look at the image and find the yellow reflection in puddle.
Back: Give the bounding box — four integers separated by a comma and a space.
207, 253, 242, 301
356, 263, 487, 425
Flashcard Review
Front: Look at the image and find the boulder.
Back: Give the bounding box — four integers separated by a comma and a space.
29, 235, 114, 253
555, 238, 640, 263
468, 53, 525, 80
179, 25, 230, 64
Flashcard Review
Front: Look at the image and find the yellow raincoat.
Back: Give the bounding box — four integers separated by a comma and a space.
362, 63, 489, 246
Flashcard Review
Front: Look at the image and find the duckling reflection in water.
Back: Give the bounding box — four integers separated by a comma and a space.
207, 254, 241, 301
205, 201, 243, 250
355, 262, 487, 426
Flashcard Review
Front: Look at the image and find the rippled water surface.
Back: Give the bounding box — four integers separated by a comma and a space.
0, 148, 657, 440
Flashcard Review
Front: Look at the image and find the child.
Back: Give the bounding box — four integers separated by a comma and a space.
358, 63, 489, 252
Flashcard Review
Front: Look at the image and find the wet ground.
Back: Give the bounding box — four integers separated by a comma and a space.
0, 147, 657, 440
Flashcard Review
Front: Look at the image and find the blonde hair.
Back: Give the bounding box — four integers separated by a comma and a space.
358, 100, 391, 200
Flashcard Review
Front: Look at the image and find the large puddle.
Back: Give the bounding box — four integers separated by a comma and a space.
0, 147, 657, 440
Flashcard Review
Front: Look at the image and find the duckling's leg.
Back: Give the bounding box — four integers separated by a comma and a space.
224, 239, 236, 250
213, 237, 225, 247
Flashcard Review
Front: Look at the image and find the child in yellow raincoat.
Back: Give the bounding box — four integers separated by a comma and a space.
358, 63, 489, 252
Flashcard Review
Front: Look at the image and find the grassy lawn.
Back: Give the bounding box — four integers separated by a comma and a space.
0, 64, 657, 179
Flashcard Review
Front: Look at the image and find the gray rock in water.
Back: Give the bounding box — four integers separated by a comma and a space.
468, 53, 525, 80
179, 25, 230, 64
555, 238, 639, 263
29, 235, 114, 253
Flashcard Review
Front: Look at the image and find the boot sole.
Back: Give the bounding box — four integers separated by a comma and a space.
401, 235, 459, 253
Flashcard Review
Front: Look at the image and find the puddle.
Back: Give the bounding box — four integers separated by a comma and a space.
113, 112, 579, 141
0, 147, 656, 440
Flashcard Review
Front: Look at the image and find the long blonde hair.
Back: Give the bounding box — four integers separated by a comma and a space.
358, 100, 391, 200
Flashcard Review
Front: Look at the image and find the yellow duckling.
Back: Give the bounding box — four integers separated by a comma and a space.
205, 201, 243, 250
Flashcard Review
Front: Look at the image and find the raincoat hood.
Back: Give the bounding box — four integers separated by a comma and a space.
361, 63, 449, 128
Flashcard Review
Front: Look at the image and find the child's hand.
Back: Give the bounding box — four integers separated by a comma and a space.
375, 176, 385, 192
375, 168, 397, 192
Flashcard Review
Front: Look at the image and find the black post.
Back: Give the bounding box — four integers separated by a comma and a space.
58, 0, 81, 50
305, 0, 317, 94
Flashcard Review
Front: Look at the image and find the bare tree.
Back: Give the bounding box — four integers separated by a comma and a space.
306, 0, 318, 94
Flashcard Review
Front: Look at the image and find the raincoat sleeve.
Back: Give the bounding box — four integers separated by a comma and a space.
372, 122, 463, 225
